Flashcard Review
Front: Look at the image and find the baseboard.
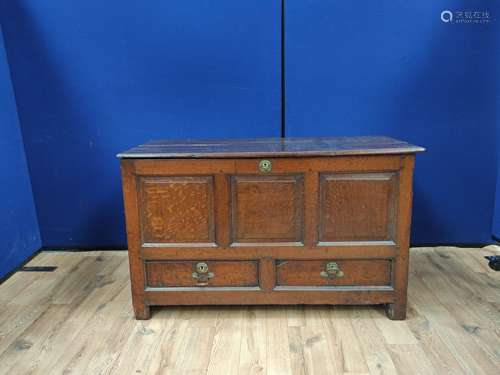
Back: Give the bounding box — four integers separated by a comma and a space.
411, 243, 492, 248
41, 246, 127, 251
42, 243, 496, 251
0, 248, 43, 285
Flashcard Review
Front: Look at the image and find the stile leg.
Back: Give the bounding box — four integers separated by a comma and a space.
133, 299, 151, 320
385, 302, 406, 320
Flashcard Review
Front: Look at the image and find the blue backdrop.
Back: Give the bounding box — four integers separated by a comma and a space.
0, 1, 498, 251
0, 1, 281, 247
0, 25, 40, 278
285, 1, 499, 244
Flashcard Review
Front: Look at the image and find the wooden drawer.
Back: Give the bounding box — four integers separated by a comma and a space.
145, 260, 259, 288
276, 259, 391, 286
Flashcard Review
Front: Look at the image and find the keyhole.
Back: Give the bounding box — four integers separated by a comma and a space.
196, 262, 209, 273
259, 160, 272, 172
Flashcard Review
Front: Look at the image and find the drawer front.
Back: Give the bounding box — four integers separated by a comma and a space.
276, 259, 391, 286
145, 260, 258, 287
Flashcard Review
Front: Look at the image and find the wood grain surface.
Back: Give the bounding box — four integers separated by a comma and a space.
319, 172, 397, 243
117, 136, 424, 158
145, 260, 258, 287
140, 176, 215, 245
231, 175, 304, 243
276, 259, 391, 286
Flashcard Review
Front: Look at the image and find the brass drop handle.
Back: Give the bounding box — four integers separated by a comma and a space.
259, 159, 272, 173
192, 262, 214, 286
320, 262, 344, 279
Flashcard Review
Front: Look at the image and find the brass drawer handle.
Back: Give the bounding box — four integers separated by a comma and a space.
192, 262, 214, 285
259, 159, 272, 173
320, 261, 344, 279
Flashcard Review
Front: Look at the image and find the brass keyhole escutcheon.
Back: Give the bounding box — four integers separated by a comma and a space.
192, 262, 214, 285
196, 262, 209, 274
320, 261, 344, 279
259, 159, 272, 173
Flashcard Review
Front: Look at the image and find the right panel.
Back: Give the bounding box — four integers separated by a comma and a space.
319, 172, 398, 245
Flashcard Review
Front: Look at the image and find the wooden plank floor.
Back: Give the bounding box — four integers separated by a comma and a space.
0, 246, 499, 374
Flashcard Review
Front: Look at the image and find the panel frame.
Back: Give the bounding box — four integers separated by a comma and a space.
129, 155, 404, 255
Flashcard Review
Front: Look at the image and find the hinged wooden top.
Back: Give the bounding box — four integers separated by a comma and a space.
117, 136, 424, 159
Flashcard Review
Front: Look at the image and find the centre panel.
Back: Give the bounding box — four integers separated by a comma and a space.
230, 175, 304, 245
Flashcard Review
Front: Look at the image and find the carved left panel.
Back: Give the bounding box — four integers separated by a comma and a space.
139, 176, 215, 246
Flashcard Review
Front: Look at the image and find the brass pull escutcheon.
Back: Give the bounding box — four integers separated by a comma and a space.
320, 261, 344, 279
192, 262, 214, 285
259, 159, 272, 173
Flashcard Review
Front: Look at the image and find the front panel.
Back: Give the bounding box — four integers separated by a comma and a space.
139, 176, 215, 246
133, 156, 402, 253
230, 175, 304, 245
318, 172, 398, 245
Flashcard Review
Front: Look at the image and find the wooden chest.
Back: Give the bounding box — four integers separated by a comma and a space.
118, 136, 424, 320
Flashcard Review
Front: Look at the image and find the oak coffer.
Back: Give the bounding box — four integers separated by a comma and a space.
118, 136, 424, 320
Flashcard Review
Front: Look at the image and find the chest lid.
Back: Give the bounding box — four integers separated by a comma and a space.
117, 136, 424, 159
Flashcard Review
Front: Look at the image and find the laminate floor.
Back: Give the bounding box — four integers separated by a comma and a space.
0, 246, 499, 374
